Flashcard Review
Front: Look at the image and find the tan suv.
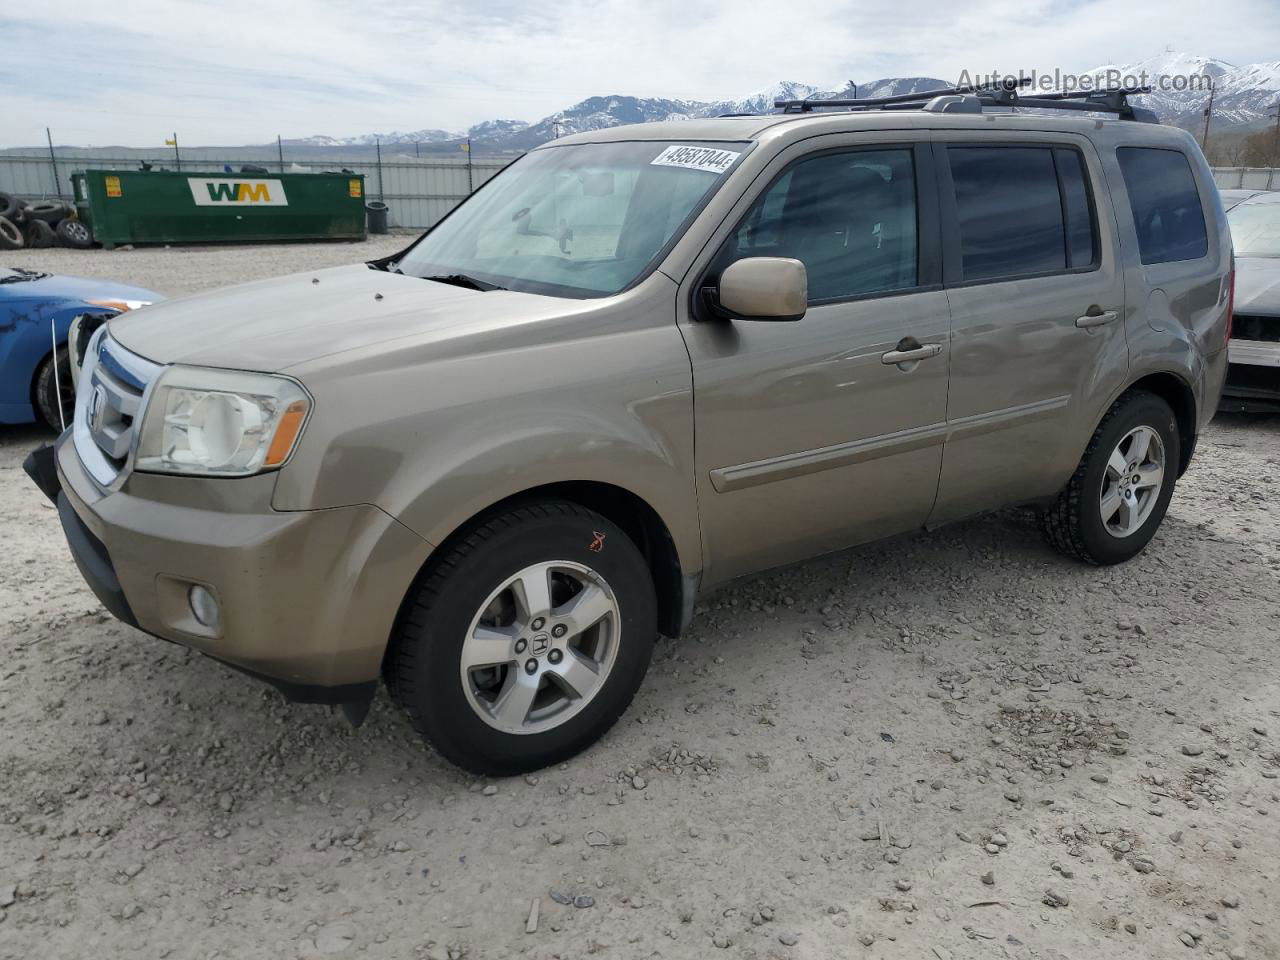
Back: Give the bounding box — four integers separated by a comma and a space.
26, 89, 1231, 774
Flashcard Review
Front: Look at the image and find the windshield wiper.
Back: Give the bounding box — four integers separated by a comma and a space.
423, 273, 505, 292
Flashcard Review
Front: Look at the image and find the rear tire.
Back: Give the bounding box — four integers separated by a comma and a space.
387, 500, 657, 775
1041, 390, 1179, 565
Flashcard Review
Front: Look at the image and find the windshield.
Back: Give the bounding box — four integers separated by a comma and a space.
1228, 201, 1280, 258
396, 140, 748, 297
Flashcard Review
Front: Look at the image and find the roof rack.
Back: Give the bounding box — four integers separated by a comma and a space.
773, 82, 1160, 123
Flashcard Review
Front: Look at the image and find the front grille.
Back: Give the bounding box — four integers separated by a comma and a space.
72, 333, 163, 487
1231, 313, 1280, 344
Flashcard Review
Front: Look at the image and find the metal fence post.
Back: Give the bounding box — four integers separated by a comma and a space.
376, 138, 385, 202
45, 127, 61, 199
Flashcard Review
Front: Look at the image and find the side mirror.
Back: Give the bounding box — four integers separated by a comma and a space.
715, 257, 807, 322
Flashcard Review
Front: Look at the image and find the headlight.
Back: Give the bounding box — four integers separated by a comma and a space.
86, 298, 153, 313
135, 367, 311, 477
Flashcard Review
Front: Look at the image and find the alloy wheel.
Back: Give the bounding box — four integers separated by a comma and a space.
1099, 425, 1165, 538
459, 560, 620, 735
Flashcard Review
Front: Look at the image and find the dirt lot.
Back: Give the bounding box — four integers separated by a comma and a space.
2, 242, 1279, 960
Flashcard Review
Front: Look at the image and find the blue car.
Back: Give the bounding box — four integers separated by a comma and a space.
1, 267, 162, 428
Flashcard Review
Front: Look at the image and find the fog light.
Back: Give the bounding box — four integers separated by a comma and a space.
189, 584, 220, 628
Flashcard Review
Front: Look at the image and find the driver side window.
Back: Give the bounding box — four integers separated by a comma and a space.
723, 148, 919, 303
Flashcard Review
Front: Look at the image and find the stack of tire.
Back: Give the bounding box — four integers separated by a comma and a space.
0, 192, 93, 250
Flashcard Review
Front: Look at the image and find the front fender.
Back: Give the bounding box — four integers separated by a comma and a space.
0, 300, 79, 420
391, 405, 700, 574
272, 295, 702, 581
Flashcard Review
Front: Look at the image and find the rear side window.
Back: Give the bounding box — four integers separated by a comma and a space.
947, 146, 1098, 282
1116, 147, 1207, 265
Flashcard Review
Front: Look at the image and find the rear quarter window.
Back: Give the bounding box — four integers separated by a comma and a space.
1116, 147, 1208, 265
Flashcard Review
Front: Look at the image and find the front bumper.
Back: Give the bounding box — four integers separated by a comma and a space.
1220, 339, 1280, 413
25, 436, 433, 707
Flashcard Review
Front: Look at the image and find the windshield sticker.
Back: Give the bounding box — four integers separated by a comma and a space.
650, 145, 741, 175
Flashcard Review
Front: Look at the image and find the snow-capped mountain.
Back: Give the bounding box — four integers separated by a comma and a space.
701, 81, 828, 116
466, 119, 530, 140
281, 54, 1279, 154
1078, 52, 1278, 128
282, 128, 457, 147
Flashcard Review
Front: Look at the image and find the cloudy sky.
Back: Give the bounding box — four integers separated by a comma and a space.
5, 0, 1278, 147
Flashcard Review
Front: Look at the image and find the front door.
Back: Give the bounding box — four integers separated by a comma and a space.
679, 140, 951, 584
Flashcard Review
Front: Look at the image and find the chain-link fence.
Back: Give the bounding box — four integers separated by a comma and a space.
1211, 167, 1280, 191
0, 147, 517, 229
5, 145, 1276, 232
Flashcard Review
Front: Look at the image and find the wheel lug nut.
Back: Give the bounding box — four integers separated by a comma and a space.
531, 617, 546, 630
524, 659, 538, 675
548, 649, 563, 665
514, 639, 527, 654
551, 624, 567, 638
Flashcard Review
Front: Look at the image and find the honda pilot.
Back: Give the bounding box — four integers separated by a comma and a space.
27, 89, 1231, 774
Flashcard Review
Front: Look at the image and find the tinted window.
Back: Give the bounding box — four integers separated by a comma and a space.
1117, 147, 1207, 265
722, 148, 917, 302
1055, 148, 1097, 268
948, 146, 1066, 280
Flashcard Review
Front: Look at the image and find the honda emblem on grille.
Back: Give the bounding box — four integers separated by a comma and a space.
88, 385, 107, 434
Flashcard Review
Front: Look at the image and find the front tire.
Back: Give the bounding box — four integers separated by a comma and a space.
387, 501, 657, 775
34, 348, 75, 431
1042, 390, 1180, 565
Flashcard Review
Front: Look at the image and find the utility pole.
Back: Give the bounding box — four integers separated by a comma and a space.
466, 137, 474, 193
172, 132, 180, 170
277, 134, 285, 172
1200, 79, 1215, 155
45, 127, 61, 199
1271, 102, 1280, 169
375, 137, 385, 202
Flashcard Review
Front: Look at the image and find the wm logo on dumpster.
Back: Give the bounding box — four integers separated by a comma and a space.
188, 178, 288, 207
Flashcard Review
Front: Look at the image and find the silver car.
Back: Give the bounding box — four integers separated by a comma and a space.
1222, 190, 1280, 411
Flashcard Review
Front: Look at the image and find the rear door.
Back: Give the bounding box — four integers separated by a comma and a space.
928, 135, 1129, 526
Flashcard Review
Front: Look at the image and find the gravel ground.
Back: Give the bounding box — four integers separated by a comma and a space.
2, 243, 1279, 960
3, 236, 411, 300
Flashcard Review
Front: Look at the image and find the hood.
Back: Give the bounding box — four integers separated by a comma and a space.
0, 268, 161, 305
108, 264, 585, 372
1234, 257, 1280, 315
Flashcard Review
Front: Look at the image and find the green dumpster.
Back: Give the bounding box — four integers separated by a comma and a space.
70, 169, 368, 248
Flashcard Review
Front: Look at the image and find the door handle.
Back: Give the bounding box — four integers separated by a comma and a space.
1075, 309, 1119, 328
881, 341, 943, 365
